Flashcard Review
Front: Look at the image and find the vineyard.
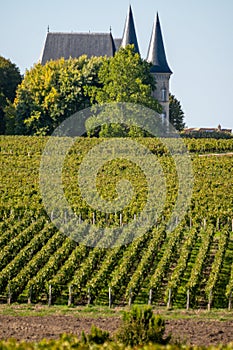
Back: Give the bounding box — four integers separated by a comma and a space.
0, 136, 233, 309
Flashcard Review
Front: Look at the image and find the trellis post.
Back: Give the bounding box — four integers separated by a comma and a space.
167, 288, 172, 309
148, 289, 153, 305
7, 285, 11, 305
48, 284, 52, 306
228, 291, 232, 311
28, 286, 32, 304
207, 289, 212, 311
68, 285, 72, 306
87, 287, 91, 305
109, 287, 112, 309
128, 288, 132, 307
120, 213, 122, 226
186, 289, 190, 310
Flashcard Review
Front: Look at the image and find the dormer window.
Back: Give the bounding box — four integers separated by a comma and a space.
161, 88, 166, 102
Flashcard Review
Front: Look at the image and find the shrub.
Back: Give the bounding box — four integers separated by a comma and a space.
81, 325, 110, 345
116, 306, 170, 346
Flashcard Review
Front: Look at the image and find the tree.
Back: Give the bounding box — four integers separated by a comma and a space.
169, 94, 185, 131
0, 56, 21, 134
13, 47, 163, 136
89, 45, 160, 108
14, 56, 104, 135
87, 45, 162, 136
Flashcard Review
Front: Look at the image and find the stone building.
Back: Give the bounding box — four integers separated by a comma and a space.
40, 6, 172, 122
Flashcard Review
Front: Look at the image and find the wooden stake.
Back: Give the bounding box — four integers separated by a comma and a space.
186, 289, 190, 310
28, 286, 32, 304
228, 291, 232, 311
203, 218, 206, 230
87, 287, 91, 305
120, 213, 122, 226
7, 285, 11, 305
207, 289, 212, 311
109, 287, 112, 309
48, 284, 52, 306
148, 289, 152, 305
129, 288, 132, 307
68, 285, 72, 306
167, 288, 172, 309
189, 217, 192, 228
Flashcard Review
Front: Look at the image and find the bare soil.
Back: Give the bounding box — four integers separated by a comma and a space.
0, 315, 233, 346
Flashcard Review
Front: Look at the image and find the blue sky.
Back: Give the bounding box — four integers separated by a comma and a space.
1, 0, 233, 129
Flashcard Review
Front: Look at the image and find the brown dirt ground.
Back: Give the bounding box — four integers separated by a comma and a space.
0, 315, 233, 346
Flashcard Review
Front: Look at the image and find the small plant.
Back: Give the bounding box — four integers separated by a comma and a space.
81, 325, 110, 344
116, 306, 171, 346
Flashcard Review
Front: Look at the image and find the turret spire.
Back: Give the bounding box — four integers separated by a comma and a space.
147, 13, 172, 73
121, 5, 140, 54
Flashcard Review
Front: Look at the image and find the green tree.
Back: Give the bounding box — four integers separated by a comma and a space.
0, 56, 21, 134
169, 93, 185, 131
87, 45, 162, 136
14, 56, 104, 135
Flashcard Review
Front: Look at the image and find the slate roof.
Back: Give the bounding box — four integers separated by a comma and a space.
41, 32, 118, 64
147, 13, 172, 74
40, 7, 172, 72
121, 5, 140, 54
114, 38, 122, 51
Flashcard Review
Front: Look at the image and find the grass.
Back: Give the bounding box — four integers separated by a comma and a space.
0, 303, 119, 317
156, 308, 233, 321
0, 303, 232, 321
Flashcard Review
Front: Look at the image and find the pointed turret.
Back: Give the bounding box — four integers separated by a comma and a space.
147, 13, 172, 73
147, 13, 172, 126
121, 5, 140, 54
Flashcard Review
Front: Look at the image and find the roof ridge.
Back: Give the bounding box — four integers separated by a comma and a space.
47, 32, 114, 35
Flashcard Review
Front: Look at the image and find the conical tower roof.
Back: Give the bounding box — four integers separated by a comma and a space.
121, 5, 140, 54
147, 13, 172, 73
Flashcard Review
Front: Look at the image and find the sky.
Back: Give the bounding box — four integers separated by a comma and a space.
1, 0, 233, 129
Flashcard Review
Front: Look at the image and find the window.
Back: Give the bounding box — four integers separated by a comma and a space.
161, 88, 166, 102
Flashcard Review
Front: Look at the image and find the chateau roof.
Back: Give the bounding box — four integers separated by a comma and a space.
147, 13, 172, 74
41, 32, 117, 64
114, 38, 122, 51
121, 5, 140, 54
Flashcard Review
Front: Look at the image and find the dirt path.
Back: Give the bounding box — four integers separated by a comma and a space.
0, 315, 233, 346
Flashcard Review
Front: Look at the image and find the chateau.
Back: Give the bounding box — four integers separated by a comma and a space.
40, 6, 172, 122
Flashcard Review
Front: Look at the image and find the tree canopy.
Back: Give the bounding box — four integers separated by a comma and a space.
0, 56, 21, 134
87, 45, 162, 136
10, 47, 183, 136
88, 45, 161, 110
14, 56, 104, 135
169, 94, 185, 131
